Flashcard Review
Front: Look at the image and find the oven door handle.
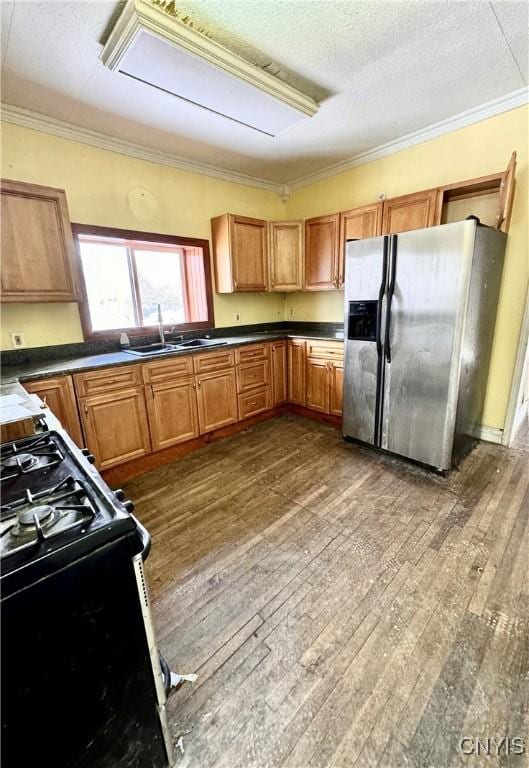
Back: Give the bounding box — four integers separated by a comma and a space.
131, 514, 151, 560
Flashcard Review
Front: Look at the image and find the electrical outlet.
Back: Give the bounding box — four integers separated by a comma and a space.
289, 307, 295, 317
235, 312, 241, 323
10, 332, 26, 349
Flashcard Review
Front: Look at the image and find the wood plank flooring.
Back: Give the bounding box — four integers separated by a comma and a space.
124, 415, 529, 768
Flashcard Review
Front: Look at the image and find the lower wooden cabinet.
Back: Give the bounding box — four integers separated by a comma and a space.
305, 357, 344, 417
196, 369, 238, 434
306, 358, 329, 413
146, 378, 199, 451
287, 340, 306, 405
271, 341, 287, 405
25, 338, 344, 474
23, 375, 83, 447
236, 359, 270, 393
329, 361, 344, 416
238, 387, 272, 419
79, 387, 151, 470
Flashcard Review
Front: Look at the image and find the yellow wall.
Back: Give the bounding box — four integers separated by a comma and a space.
1, 122, 286, 349
2, 106, 527, 430
285, 105, 529, 430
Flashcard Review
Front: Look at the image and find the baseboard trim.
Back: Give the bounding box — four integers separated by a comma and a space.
467, 424, 504, 444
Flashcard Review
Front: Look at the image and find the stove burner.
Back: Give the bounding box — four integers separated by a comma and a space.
19, 505, 54, 527
0, 475, 98, 554
4, 453, 38, 471
1, 434, 64, 482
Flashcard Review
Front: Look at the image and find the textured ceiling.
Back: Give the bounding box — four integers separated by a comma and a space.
1, 0, 527, 184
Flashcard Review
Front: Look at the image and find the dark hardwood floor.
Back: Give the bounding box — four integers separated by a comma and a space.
125, 415, 529, 768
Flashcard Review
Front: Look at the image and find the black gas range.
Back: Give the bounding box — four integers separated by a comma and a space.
1, 428, 174, 768
1, 431, 140, 588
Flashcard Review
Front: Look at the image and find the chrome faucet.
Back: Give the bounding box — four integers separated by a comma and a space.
157, 304, 165, 345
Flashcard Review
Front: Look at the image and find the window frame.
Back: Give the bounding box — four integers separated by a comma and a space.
72, 223, 214, 340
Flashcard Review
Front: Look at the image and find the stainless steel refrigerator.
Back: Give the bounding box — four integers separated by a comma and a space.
342, 219, 506, 471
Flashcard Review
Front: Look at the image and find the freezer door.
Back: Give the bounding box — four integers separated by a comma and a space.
343, 236, 388, 445
380, 221, 475, 469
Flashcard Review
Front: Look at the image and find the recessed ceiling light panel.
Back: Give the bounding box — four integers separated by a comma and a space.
101, 0, 319, 136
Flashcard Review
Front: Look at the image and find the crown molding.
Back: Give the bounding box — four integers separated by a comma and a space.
2, 86, 527, 197
288, 87, 529, 189
0, 103, 284, 193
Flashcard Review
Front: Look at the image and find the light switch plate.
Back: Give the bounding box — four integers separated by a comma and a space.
10, 332, 26, 349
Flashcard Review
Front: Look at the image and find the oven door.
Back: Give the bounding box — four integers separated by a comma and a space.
1, 533, 172, 768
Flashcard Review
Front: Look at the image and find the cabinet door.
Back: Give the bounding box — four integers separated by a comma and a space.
269, 221, 303, 291
329, 361, 344, 417
338, 203, 383, 286
496, 151, 516, 233
80, 387, 151, 470
304, 214, 340, 290
271, 341, 287, 405
306, 358, 329, 413
196, 369, 238, 434
287, 340, 306, 405
231, 215, 268, 291
1, 179, 79, 302
23, 375, 83, 447
381, 189, 439, 235
146, 378, 199, 451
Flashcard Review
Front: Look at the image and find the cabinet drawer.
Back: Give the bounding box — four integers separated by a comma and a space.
236, 342, 270, 364
193, 349, 235, 374
238, 387, 272, 420
305, 340, 344, 360
236, 359, 270, 393
142, 355, 193, 384
74, 365, 142, 397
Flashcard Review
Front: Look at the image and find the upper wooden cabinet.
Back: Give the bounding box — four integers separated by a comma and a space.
339, 202, 383, 286
340, 202, 383, 243
304, 213, 341, 290
23, 375, 83, 447
435, 152, 517, 232
269, 220, 304, 292
497, 151, 516, 232
381, 189, 439, 235
211, 213, 268, 292
1, 179, 79, 302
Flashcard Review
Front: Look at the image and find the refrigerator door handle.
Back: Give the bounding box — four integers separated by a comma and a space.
384, 235, 398, 363
375, 237, 389, 358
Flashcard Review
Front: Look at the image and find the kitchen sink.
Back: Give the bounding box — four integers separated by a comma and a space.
176, 338, 227, 348
124, 343, 180, 356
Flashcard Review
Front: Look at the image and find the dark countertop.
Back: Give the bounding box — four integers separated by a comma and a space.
1, 328, 344, 384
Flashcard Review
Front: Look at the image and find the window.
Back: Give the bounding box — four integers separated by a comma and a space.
72, 225, 214, 338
